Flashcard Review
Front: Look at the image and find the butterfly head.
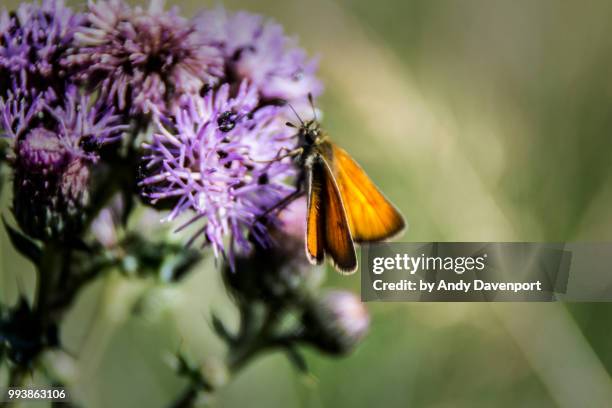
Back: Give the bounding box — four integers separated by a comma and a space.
299, 119, 323, 146
286, 94, 324, 147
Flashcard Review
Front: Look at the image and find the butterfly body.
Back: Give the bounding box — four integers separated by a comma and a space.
291, 118, 405, 274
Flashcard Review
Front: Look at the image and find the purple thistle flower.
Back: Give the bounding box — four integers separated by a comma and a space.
139, 81, 296, 265
0, 0, 83, 95
195, 8, 323, 104
0, 84, 51, 142
12, 85, 127, 240
69, 0, 224, 116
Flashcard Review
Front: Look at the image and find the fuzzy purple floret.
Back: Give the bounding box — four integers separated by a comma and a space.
69, 0, 224, 116
2, 83, 126, 145
195, 8, 323, 103
0, 0, 83, 94
0, 85, 51, 141
43, 84, 128, 147
140, 81, 296, 265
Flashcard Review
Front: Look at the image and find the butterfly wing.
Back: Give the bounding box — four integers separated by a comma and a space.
328, 144, 405, 242
305, 157, 324, 265
306, 154, 357, 273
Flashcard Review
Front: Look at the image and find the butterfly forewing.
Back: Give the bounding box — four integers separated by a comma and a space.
306, 155, 357, 273
327, 144, 405, 242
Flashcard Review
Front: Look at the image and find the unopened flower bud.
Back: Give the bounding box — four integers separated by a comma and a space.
302, 290, 370, 355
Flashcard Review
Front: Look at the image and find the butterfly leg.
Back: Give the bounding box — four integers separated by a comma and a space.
256, 187, 305, 222
252, 147, 304, 164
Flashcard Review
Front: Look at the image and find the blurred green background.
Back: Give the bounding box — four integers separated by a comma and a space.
2, 0, 612, 406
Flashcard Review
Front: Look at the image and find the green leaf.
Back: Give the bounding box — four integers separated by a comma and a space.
2, 217, 42, 265
166, 249, 201, 282
211, 312, 235, 344
284, 345, 309, 373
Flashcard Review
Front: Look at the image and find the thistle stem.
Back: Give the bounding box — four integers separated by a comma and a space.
0, 367, 26, 408
1, 132, 141, 397
167, 385, 199, 408
167, 304, 284, 408
6, 366, 25, 387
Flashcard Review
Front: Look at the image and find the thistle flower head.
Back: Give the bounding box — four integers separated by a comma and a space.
139, 81, 296, 265
196, 8, 322, 103
0, 0, 83, 95
303, 291, 370, 355
70, 0, 224, 116
12, 85, 127, 240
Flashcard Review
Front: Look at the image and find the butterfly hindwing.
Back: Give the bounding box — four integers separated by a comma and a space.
305, 157, 324, 265
306, 154, 357, 273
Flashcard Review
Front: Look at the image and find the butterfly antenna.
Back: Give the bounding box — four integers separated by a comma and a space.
308, 93, 318, 121
288, 103, 304, 126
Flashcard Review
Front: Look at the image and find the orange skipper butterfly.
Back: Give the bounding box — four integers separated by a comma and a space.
263, 96, 405, 273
